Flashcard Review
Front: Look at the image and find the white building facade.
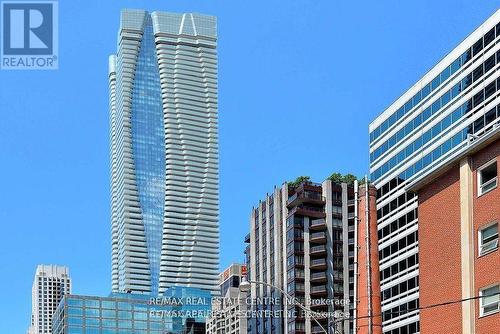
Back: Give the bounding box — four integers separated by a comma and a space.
206, 264, 248, 334
27, 265, 71, 334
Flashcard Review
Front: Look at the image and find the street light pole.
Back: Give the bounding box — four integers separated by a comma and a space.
239, 278, 329, 334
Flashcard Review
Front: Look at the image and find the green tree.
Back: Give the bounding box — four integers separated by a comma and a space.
327, 172, 343, 183
328, 172, 359, 185
288, 176, 310, 188
342, 173, 358, 185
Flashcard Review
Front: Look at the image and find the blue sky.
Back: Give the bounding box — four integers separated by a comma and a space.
0, 0, 499, 332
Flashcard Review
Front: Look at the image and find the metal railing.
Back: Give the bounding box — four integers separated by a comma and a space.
311, 285, 327, 293
311, 258, 327, 266
310, 245, 326, 253
310, 232, 326, 240
310, 272, 327, 280
311, 219, 326, 226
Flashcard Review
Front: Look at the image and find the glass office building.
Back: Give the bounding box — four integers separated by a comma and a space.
109, 9, 219, 296
52, 288, 211, 334
369, 10, 500, 334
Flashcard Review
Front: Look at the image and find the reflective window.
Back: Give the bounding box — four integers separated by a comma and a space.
371, 52, 500, 164
370, 28, 499, 143
479, 223, 499, 256
130, 17, 165, 295
479, 285, 500, 316
371, 99, 500, 182
478, 160, 497, 196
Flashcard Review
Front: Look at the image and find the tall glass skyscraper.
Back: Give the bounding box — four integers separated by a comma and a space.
109, 9, 219, 296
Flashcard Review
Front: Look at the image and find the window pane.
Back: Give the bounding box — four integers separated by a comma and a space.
482, 224, 498, 241
473, 39, 483, 56
481, 162, 497, 184
482, 285, 500, 306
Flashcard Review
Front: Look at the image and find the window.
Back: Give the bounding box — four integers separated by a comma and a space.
479, 284, 500, 316
479, 223, 498, 256
478, 160, 497, 195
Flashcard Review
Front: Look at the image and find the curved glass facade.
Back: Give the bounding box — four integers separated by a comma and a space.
131, 17, 165, 296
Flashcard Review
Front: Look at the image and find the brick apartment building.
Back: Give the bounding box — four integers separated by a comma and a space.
410, 135, 499, 333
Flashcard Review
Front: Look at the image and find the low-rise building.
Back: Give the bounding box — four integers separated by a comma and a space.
206, 264, 247, 334
52, 287, 211, 334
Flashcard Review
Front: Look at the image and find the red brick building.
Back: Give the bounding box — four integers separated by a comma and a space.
355, 184, 383, 334
411, 136, 500, 333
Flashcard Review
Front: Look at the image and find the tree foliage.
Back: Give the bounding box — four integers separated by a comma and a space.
328, 172, 366, 185
288, 176, 311, 188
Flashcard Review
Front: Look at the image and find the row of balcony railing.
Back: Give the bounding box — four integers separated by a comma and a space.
310, 245, 326, 253
287, 190, 325, 205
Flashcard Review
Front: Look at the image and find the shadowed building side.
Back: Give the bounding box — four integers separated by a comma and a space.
355, 185, 382, 334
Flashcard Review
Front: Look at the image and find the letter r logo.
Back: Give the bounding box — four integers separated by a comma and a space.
2, 2, 53, 55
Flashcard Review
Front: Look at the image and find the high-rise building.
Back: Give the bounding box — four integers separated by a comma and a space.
109, 9, 219, 296
369, 9, 500, 334
244, 179, 359, 334
206, 264, 248, 334
27, 265, 71, 334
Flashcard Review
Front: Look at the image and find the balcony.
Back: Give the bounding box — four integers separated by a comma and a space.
244, 233, 250, 243
287, 190, 326, 208
288, 205, 326, 219
310, 285, 328, 296
310, 245, 327, 256
312, 326, 326, 334
294, 271, 305, 281
310, 232, 326, 244
310, 219, 326, 231
295, 285, 305, 293
310, 258, 327, 270
333, 272, 343, 282
347, 199, 356, 206
310, 302, 329, 312
310, 271, 327, 283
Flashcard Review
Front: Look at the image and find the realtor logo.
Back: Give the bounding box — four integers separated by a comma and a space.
1, 1, 58, 69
